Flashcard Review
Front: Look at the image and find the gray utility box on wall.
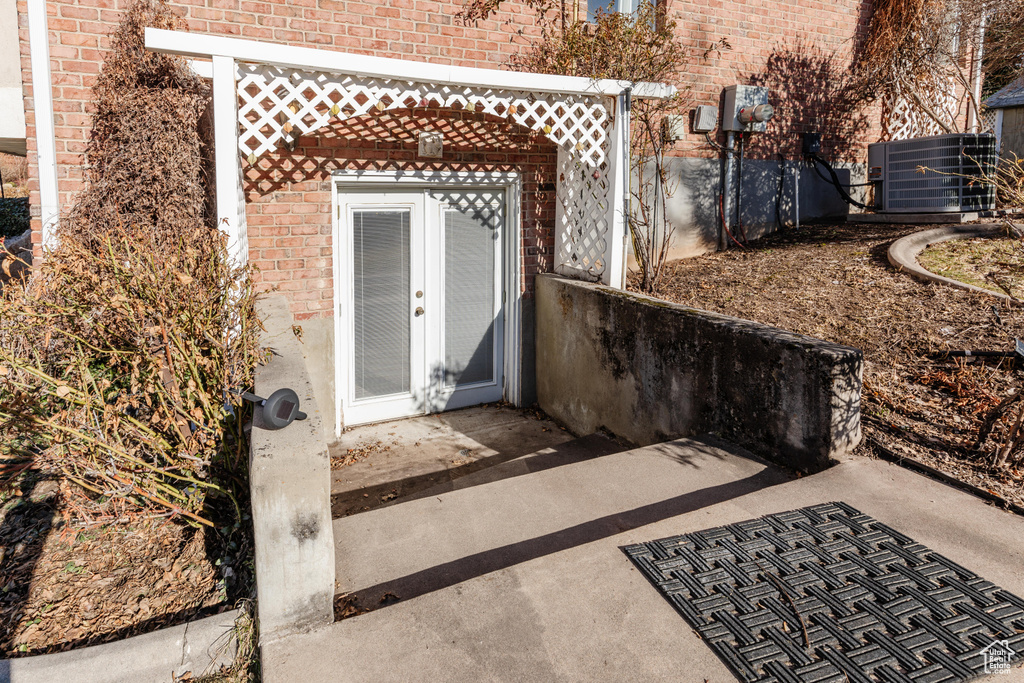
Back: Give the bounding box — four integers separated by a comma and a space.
867, 133, 997, 213
722, 85, 770, 133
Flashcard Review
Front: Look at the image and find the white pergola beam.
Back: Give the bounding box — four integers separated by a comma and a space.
146, 28, 675, 100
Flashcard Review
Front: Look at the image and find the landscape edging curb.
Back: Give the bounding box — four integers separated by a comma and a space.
0, 608, 240, 683
886, 224, 1017, 303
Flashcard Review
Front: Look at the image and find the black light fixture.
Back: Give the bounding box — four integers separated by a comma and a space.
240, 388, 308, 430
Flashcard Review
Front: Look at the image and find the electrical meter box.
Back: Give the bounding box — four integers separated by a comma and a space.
722, 85, 770, 133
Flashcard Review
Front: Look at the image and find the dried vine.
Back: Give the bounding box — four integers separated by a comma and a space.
856, 0, 1024, 136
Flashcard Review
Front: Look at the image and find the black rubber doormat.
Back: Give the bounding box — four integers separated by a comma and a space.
623, 502, 1024, 683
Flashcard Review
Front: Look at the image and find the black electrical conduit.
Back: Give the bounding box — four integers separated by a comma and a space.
809, 163, 876, 187
719, 193, 746, 249
808, 152, 873, 210
709, 131, 876, 236
708, 131, 746, 249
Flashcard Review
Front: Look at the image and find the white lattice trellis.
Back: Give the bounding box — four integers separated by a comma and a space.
235, 63, 612, 168
979, 107, 998, 134
144, 28, 673, 287
234, 62, 625, 282
881, 77, 960, 141
555, 149, 612, 279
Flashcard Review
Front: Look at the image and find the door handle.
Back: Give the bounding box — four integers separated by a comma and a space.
415, 307, 425, 316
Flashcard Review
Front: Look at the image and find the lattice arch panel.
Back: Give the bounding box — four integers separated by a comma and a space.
235, 61, 621, 283
979, 107, 998, 134
235, 63, 612, 167
555, 149, 612, 280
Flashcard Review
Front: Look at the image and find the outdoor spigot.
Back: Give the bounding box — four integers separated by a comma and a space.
239, 388, 308, 430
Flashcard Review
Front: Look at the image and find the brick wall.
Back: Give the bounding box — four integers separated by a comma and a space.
18, 0, 894, 316
244, 108, 557, 320
663, 0, 882, 162
16, 0, 553, 317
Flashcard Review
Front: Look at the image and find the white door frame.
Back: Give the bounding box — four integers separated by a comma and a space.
331, 170, 523, 437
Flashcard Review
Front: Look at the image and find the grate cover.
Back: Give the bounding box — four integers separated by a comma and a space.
623, 502, 1024, 683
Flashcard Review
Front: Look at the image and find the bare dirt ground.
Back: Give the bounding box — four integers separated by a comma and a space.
638, 221, 1024, 509
0, 471, 240, 658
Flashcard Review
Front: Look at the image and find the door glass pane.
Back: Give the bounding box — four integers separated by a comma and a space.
352, 209, 410, 400
442, 192, 501, 387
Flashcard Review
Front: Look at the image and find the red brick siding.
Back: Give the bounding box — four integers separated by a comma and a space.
662, 0, 882, 161
244, 108, 557, 320
17, 0, 928, 314
16, 0, 555, 317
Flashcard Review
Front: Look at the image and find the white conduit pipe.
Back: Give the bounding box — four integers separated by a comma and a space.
27, 0, 60, 252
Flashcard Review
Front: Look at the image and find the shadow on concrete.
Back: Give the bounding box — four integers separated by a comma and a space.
335, 464, 792, 619
331, 430, 628, 518
640, 435, 751, 469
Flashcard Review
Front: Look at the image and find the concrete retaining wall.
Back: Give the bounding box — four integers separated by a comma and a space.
535, 275, 862, 472
657, 157, 867, 260
251, 296, 335, 644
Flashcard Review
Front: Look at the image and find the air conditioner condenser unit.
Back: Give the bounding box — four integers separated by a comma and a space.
867, 133, 996, 213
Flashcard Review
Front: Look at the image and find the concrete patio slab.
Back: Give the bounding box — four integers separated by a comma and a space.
332, 437, 788, 604
330, 404, 624, 517
266, 438, 1024, 683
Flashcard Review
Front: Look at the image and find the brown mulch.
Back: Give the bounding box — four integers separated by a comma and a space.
0, 474, 228, 658
640, 221, 1024, 509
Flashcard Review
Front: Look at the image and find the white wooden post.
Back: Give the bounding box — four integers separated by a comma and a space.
212, 55, 246, 266
27, 0, 60, 252
605, 89, 631, 289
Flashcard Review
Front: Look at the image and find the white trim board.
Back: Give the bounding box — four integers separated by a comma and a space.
145, 28, 675, 100
331, 170, 524, 437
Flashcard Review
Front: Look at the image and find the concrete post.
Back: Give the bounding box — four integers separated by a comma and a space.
250, 297, 336, 643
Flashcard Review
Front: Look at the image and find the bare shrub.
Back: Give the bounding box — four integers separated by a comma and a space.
63, 0, 212, 251
0, 0, 259, 526
0, 154, 28, 198
991, 153, 1024, 210
0, 226, 259, 526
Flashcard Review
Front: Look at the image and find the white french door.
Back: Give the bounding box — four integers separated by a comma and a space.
337, 187, 506, 426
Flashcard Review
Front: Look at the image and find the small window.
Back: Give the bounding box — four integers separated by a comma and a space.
586, 0, 647, 22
